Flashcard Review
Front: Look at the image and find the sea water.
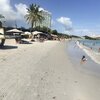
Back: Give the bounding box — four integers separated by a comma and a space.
67, 40, 100, 77
79, 39, 100, 52
78, 39, 100, 64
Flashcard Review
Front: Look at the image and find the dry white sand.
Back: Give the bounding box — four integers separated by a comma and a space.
0, 39, 100, 100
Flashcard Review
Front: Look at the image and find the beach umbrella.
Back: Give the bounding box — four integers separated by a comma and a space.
51, 34, 58, 37
6, 28, 23, 33
24, 31, 31, 35
32, 31, 42, 35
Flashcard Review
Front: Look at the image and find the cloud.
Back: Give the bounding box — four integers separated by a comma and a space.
0, 0, 16, 20
57, 17, 73, 31
0, 0, 28, 27
15, 3, 28, 19
57, 17, 72, 26
39, 7, 51, 14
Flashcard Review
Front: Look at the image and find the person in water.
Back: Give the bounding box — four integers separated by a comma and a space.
81, 55, 87, 64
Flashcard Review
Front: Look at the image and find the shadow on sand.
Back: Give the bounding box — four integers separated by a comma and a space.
20, 40, 32, 44
0, 45, 18, 50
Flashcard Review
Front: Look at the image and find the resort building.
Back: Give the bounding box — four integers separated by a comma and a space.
36, 9, 52, 28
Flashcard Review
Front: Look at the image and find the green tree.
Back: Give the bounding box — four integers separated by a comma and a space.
51, 29, 58, 35
25, 4, 44, 29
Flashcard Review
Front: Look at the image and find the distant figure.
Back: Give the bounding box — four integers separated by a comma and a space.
90, 47, 92, 50
81, 55, 87, 64
98, 48, 100, 52
74, 41, 77, 48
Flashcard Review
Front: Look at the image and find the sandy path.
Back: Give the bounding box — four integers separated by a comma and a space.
0, 40, 59, 100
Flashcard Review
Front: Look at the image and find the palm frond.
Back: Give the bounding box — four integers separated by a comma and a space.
24, 3, 45, 28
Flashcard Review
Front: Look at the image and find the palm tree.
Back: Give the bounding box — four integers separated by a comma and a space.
25, 4, 44, 29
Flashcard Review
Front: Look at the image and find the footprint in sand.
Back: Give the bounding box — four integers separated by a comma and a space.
74, 81, 78, 83
52, 96, 56, 99
0, 92, 7, 100
1, 58, 6, 62
41, 78, 44, 80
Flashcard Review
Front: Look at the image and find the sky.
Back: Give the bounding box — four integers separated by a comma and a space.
0, 0, 100, 36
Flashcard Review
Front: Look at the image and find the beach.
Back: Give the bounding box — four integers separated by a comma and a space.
0, 39, 100, 100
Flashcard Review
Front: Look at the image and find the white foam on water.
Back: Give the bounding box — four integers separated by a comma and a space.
77, 41, 100, 65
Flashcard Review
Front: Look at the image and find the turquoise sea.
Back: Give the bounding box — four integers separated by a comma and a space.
66, 40, 100, 77
67, 40, 100, 77
76, 39, 100, 65
79, 40, 100, 52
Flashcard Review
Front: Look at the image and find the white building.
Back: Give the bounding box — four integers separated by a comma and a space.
36, 8, 52, 28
